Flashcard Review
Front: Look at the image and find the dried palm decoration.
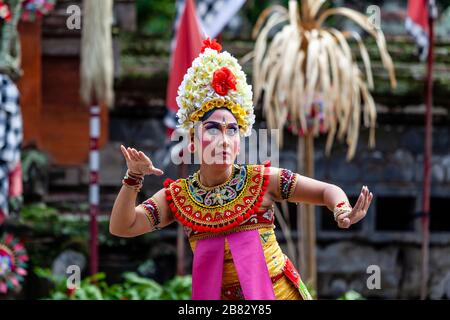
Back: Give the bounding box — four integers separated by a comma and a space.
80, 0, 114, 107
251, 0, 397, 160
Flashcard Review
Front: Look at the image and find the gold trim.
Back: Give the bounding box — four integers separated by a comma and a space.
278, 169, 298, 201
173, 165, 264, 224
188, 223, 274, 241
139, 197, 160, 227
139, 203, 154, 225
288, 173, 298, 199
193, 164, 237, 191
189, 98, 248, 134
184, 164, 253, 210
277, 168, 282, 199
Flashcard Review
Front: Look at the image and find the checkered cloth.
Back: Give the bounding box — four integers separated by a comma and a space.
173, 0, 245, 39
405, 0, 438, 61
0, 73, 23, 220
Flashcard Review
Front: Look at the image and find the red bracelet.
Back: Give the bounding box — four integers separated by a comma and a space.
127, 169, 144, 179
122, 170, 144, 191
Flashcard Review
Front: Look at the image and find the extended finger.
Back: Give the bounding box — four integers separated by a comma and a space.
121, 145, 131, 162
357, 187, 368, 213
120, 145, 127, 157
131, 148, 140, 160
128, 147, 138, 161
139, 151, 152, 164
348, 188, 368, 220
138, 151, 147, 161
150, 167, 164, 176
132, 148, 141, 161
363, 191, 373, 212
353, 188, 365, 211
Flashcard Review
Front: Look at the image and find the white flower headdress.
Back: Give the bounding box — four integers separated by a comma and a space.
176, 38, 255, 137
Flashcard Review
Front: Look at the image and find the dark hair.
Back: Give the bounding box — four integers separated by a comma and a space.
191, 107, 239, 141
200, 107, 236, 122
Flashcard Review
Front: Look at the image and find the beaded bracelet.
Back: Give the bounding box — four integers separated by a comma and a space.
122, 169, 144, 192
333, 200, 352, 221
278, 168, 298, 200
127, 169, 144, 179
140, 197, 161, 231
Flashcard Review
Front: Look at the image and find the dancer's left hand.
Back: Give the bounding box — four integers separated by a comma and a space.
336, 186, 373, 228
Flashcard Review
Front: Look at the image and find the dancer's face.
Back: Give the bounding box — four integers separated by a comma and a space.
194, 108, 240, 166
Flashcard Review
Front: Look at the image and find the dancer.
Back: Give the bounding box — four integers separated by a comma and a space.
109, 39, 373, 300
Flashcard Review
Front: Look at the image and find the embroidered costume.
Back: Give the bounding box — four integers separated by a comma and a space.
155, 38, 311, 300
164, 161, 311, 300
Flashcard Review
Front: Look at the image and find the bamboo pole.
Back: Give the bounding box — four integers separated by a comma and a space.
297, 133, 317, 294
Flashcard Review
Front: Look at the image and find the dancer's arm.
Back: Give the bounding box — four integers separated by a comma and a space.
266, 167, 372, 228
109, 146, 174, 237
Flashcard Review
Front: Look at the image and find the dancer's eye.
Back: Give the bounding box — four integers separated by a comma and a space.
205, 124, 220, 135
226, 127, 237, 136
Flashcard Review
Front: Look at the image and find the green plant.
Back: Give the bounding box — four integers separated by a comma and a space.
34, 267, 192, 300
338, 290, 365, 300
159, 274, 192, 300
136, 0, 176, 37
17, 203, 154, 248
34, 267, 107, 300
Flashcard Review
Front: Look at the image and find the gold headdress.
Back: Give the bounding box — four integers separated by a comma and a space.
176, 39, 255, 137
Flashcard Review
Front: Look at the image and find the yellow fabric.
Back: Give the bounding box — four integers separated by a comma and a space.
188, 227, 303, 300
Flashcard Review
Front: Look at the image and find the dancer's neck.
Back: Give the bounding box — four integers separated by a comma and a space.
198, 164, 233, 188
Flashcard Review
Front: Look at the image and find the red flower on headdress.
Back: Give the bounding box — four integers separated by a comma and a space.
201, 38, 222, 53
212, 67, 237, 96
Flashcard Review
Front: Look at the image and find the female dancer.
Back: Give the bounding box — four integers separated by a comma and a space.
109, 39, 373, 300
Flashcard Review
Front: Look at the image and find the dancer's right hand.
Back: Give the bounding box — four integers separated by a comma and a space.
120, 145, 164, 176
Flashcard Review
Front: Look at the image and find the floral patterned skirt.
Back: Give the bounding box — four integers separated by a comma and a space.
189, 227, 313, 300
221, 254, 312, 300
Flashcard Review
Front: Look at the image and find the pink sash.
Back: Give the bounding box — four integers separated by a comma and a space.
192, 229, 276, 300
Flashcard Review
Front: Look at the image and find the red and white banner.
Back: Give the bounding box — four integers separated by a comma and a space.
165, 0, 204, 137
405, 0, 437, 61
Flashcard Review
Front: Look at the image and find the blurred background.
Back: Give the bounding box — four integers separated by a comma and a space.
1, 0, 450, 300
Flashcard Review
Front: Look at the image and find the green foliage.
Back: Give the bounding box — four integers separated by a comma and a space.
338, 290, 365, 300
35, 267, 192, 300
136, 0, 176, 37
17, 203, 156, 248
12, 203, 159, 268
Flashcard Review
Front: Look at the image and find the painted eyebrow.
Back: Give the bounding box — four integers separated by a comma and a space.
203, 121, 238, 127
